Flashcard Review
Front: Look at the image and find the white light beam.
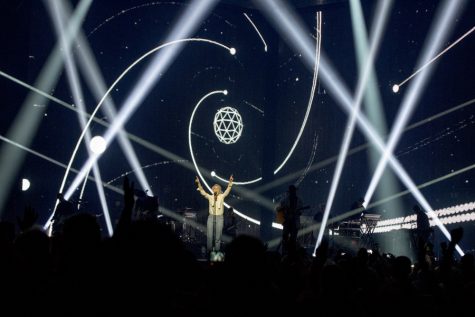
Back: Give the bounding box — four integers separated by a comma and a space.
316, 0, 392, 249
364, 0, 466, 207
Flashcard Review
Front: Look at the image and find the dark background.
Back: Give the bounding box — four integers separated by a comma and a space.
1, 0, 474, 251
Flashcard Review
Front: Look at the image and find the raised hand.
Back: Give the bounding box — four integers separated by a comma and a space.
195, 176, 200, 185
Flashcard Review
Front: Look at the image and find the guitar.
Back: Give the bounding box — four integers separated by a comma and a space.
275, 205, 310, 224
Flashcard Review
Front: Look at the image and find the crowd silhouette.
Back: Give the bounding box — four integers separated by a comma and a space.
0, 176, 473, 316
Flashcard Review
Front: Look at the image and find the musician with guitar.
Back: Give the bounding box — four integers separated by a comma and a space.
276, 185, 306, 254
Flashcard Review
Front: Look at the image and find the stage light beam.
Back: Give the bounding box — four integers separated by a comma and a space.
255, 0, 464, 256
60, 0, 220, 201
315, 0, 392, 249
56, 0, 154, 197
349, 0, 401, 221
0, 0, 92, 216
62, 38, 231, 201
364, 0, 466, 207
46, 0, 113, 236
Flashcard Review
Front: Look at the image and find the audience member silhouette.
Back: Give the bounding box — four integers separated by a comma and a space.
278, 185, 304, 255
52, 193, 76, 235
413, 204, 432, 261
0, 175, 472, 316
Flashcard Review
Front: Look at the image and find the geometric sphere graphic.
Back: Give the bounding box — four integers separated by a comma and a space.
213, 106, 243, 144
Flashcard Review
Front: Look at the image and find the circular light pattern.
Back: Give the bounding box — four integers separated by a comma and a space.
211, 11, 322, 185
57, 38, 234, 209
21, 178, 30, 191
229, 47, 236, 55
90, 136, 107, 154
213, 106, 243, 144
211, 170, 216, 177
392, 84, 400, 93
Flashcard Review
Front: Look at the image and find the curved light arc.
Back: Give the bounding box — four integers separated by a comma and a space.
56, 38, 233, 210
243, 13, 268, 52
213, 173, 262, 185
273, 11, 322, 175
188, 90, 263, 225
188, 90, 227, 193
213, 11, 322, 184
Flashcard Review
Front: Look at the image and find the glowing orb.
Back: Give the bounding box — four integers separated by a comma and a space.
392, 84, 399, 93
21, 178, 30, 191
213, 106, 243, 144
229, 47, 236, 55
90, 136, 107, 154
211, 171, 216, 177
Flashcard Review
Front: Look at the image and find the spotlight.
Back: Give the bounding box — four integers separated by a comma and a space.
392, 84, 399, 93
90, 136, 106, 154
21, 178, 30, 191
223, 90, 228, 95
211, 170, 216, 177
229, 47, 236, 55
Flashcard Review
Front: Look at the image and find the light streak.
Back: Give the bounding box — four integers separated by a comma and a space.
0, 0, 92, 215
213, 11, 322, 185
273, 11, 322, 175
364, 0, 467, 208
253, 97, 475, 194
255, 0, 464, 256
396, 25, 475, 90
46, 0, 112, 235
243, 13, 268, 52
61, 38, 232, 201
57, 0, 155, 198
0, 70, 203, 176
188, 90, 281, 227
316, 0, 392, 249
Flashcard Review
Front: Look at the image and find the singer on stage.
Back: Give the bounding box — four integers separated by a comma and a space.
195, 175, 233, 252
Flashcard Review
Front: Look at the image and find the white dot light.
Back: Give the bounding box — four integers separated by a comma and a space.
229, 47, 236, 55
223, 90, 228, 95
211, 171, 216, 177
22, 178, 31, 191
392, 84, 400, 93
90, 136, 107, 154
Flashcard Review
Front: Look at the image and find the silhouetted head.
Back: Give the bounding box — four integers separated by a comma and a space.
212, 184, 222, 194
392, 256, 412, 281
62, 213, 101, 252
225, 235, 266, 272
413, 205, 423, 214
